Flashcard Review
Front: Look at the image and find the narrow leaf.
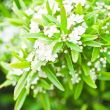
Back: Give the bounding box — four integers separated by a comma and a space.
14, 0, 21, 9
66, 41, 82, 52
98, 72, 110, 80
14, 88, 27, 110
42, 15, 60, 25
81, 34, 98, 42
65, 51, 75, 75
74, 81, 83, 99
39, 79, 51, 90
10, 61, 31, 69
84, 41, 102, 47
0, 80, 12, 89
71, 50, 79, 63
42, 66, 64, 91
40, 93, 50, 110
46, 0, 52, 15
14, 72, 29, 100
93, 103, 108, 110
82, 74, 97, 88
75, 3, 83, 15
60, 3, 67, 34
82, 64, 90, 76
52, 42, 63, 54
91, 47, 100, 62
8, 18, 23, 26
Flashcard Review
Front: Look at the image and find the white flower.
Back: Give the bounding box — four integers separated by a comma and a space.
87, 61, 92, 66
90, 68, 97, 80
74, 15, 84, 24
34, 5, 47, 18
30, 20, 40, 33
100, 48, 108, 53
25, 8, 34, 16
34, 39, 57, 62
33, 86, 43, 95
78, 41, 82, 45
57, 15, 61, 23
74, 26, 86, 35
72, 0, 86, 6
0, 26, 19, 42
68, 31, 81, 44
68, 26, 86, 44
105, 6, 110, 10
63, 1, 73, 14
53, 3, 60, 14
44, 25, 60, 37
9, 69, 23, 76
71, 74, 81, 84
106, 31, 109, 34
26, 52, 34, 62
94, 61, 101, 71
38, 69, 47, 78
31, 77, 39, 84
67, 14, 84, 29
31, 57, 46, 71
100, 57, 106, 65
67, 14, 76, 29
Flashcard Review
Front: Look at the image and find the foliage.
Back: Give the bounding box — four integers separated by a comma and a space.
0, 0, 110, 110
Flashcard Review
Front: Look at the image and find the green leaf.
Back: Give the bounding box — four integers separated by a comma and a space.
34, 0, 45, 5
93, 103, 108, 110
82, 64, 90, 76
80, 104, 88, 110
0, 80, 12, 89
42, 66, 64, 91
101, 35, 110, 44
0, 62, 11, 74
85, 12, 96, 26
42, 15, 60, 25
19, 0, 26, 9
40, 93, 50, 110
82, 74, 97, 88
100, 16, 110, 27
46, 0, 52, 15
14, 88, 27, 110
52, 42, 63, 54
66, 42, 82, 52
39, 79, 51, 90
103, 53, 110, 63
74, 81, 83, 100
14, 72, 29, 100
22, 32, 44, 38
12, 51, 24, 61
98, 72, 110, 80
91, 47, 100, 62
81, 34, 98, 42
71, 50, 79, 63
10, 61, 31, 69
84, 41, 102, 47
55, 0, 62, 3
102, 92, 110, 101
60, 3, 67, 34
75, 3, 83, 15
8, 18, 23, 26
0, 3, 11, 17
65, 51, 75, 75
14, 0, 21, 9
